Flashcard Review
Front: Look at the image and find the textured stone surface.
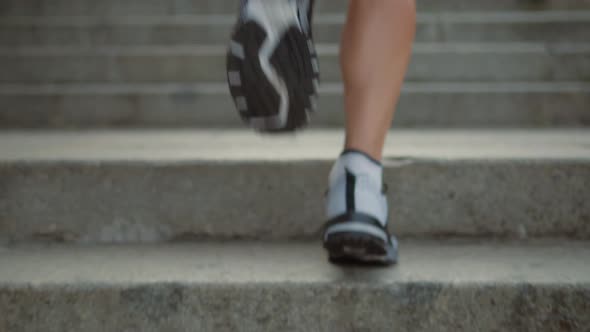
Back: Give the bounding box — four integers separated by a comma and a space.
1, 12, 589, 45
0, 241, 589, 332
3, 43, 590, 83
1, 82, 589, 128
0, 130, 588, 243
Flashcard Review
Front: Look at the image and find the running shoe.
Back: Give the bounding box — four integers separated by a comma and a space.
226, 0, 319, 132
322, 150, 399, 265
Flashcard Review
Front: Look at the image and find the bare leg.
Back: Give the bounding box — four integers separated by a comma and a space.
323, 0, 416, 264
340, 0, 416, 161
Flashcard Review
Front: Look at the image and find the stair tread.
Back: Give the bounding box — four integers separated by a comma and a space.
3, 0, 590, 15
1, 129, 588, 162
2, 81, 589, 93
1, 240, 589, 285
5, 42, 590, 54
2, 11, 590, 25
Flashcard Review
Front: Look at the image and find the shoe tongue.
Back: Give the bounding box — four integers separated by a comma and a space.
336, 151, 383, 188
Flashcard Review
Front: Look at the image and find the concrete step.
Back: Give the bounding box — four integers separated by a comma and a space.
1, 82, 588, 128
3, 43, 590, 83
2, 12, 589, 45
0, 240, 589, 331
0, 130, 588, 243
2, 0, 590, 15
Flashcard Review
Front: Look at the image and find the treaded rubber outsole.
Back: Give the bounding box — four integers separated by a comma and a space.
226, 21, 318, 132
324, 232, 398, 266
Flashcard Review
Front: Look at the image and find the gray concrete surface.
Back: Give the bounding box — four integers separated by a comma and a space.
1, 2, 588, 130
1, 12, 589, 45
3, 43, 589, 83
0, 240, 589, 331
1, 82, 589, 128
0, 130, 588, 243
2, 0, 590, 15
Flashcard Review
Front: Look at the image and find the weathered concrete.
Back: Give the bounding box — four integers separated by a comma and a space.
0, 130, 588, 243
1, 0, 590, 15
3, 43, 589, 83
0, 240, 589, 331
1, 12, 589, 45
1, 82, 589, 128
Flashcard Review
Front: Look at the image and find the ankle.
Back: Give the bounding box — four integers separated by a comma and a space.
341, 149, 381, 166
330, 150, 384, 191
343, 143, 383, 162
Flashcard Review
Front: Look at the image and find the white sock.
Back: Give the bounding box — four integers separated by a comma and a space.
325, 150, 388, 227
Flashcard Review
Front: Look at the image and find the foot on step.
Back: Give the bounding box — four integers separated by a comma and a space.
322, 150, 398, 265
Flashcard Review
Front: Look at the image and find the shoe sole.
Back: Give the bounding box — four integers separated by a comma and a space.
323, 221, 398, 266
226, 0, 318, 132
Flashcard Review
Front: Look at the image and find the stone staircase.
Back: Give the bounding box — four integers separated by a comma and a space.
0, 0, 589, 128
0, 0, 589, 331
1, 130, 589, 331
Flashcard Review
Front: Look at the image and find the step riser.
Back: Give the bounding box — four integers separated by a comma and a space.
1, 89, 589, 128
2, 21, 589, 45
1, 160, 588, 243
2, 0, 590, 15
3, 51, 589, 83
1, 283, 587, 332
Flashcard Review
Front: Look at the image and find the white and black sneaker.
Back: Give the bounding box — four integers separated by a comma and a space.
322, 150, 399, 265
226, 0, 319, 133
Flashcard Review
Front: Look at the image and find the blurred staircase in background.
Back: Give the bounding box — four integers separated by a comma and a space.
0, 0, 589, 127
